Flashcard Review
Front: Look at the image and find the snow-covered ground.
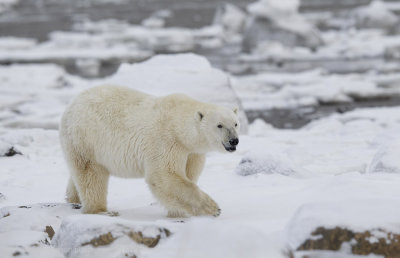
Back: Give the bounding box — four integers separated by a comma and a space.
1, 54, 400, 257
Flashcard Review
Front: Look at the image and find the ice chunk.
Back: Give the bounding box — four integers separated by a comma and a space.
105, 53, 248, 133
244, 0, 323, 50
352, 0, 399, 31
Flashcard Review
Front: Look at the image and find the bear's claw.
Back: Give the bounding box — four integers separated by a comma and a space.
194, 192, 221, 217
214, 208, 221, 217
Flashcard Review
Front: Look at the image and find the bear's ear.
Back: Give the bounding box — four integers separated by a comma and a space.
233, 107, 239, 115
198, 112, 204, 121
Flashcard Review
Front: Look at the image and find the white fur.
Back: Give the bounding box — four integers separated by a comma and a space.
59, 85, 240, 217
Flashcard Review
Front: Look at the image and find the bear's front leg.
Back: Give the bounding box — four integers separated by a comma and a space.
186, 153, 206, 183
146, 170, 220, 217
166, 154, 206, 218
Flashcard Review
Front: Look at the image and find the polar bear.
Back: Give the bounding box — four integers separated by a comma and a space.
59, 85, 240, 217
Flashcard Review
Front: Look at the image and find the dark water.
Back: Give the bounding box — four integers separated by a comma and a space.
0, 0, 248, 41
246, 96, 400, 129
0, 0, 379, 41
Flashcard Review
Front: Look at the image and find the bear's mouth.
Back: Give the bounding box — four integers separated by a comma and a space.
223, 143, 236, 152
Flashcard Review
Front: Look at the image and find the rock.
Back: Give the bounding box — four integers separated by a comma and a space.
1, 147, 22, 157
128, 229, 171, 248
79, 229, 171, 249
53, 214, 171, 258
44, 226, 55, 240
298, 226, 400, 257
82, 232, 116, 247
286, 201, 400, 257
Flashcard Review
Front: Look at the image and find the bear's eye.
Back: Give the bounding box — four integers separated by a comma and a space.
235, 123, 238, 127
217, 124, 223, 128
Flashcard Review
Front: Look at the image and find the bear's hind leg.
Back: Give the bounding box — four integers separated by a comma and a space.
72, 162, 110, 214
66, 177, 80, 204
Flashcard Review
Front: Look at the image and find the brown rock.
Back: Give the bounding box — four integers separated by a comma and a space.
81, 227, 171, 249
298, 226, 400, 258
128, 228, 171, 248
129, 231, 154, 247
44, 225, 55, 240
82, 232, 116, 247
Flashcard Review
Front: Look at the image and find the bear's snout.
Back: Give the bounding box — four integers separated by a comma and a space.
223, 137, 239, 152
229, 138, 239, 146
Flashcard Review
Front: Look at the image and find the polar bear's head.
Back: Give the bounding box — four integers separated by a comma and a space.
198, 106, 240, 153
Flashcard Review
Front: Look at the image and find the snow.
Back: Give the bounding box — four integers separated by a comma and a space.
0, 203, 80, 258
1, 55, 400, 257
235, 150, 301, 177
296, 250, 383, 258
369, 139, 400, 173
152, 218, 287, 258
2, 0, 400, 255
235, 107, 400, 176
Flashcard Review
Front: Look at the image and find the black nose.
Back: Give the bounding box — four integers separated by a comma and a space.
229, 138, 239, 146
